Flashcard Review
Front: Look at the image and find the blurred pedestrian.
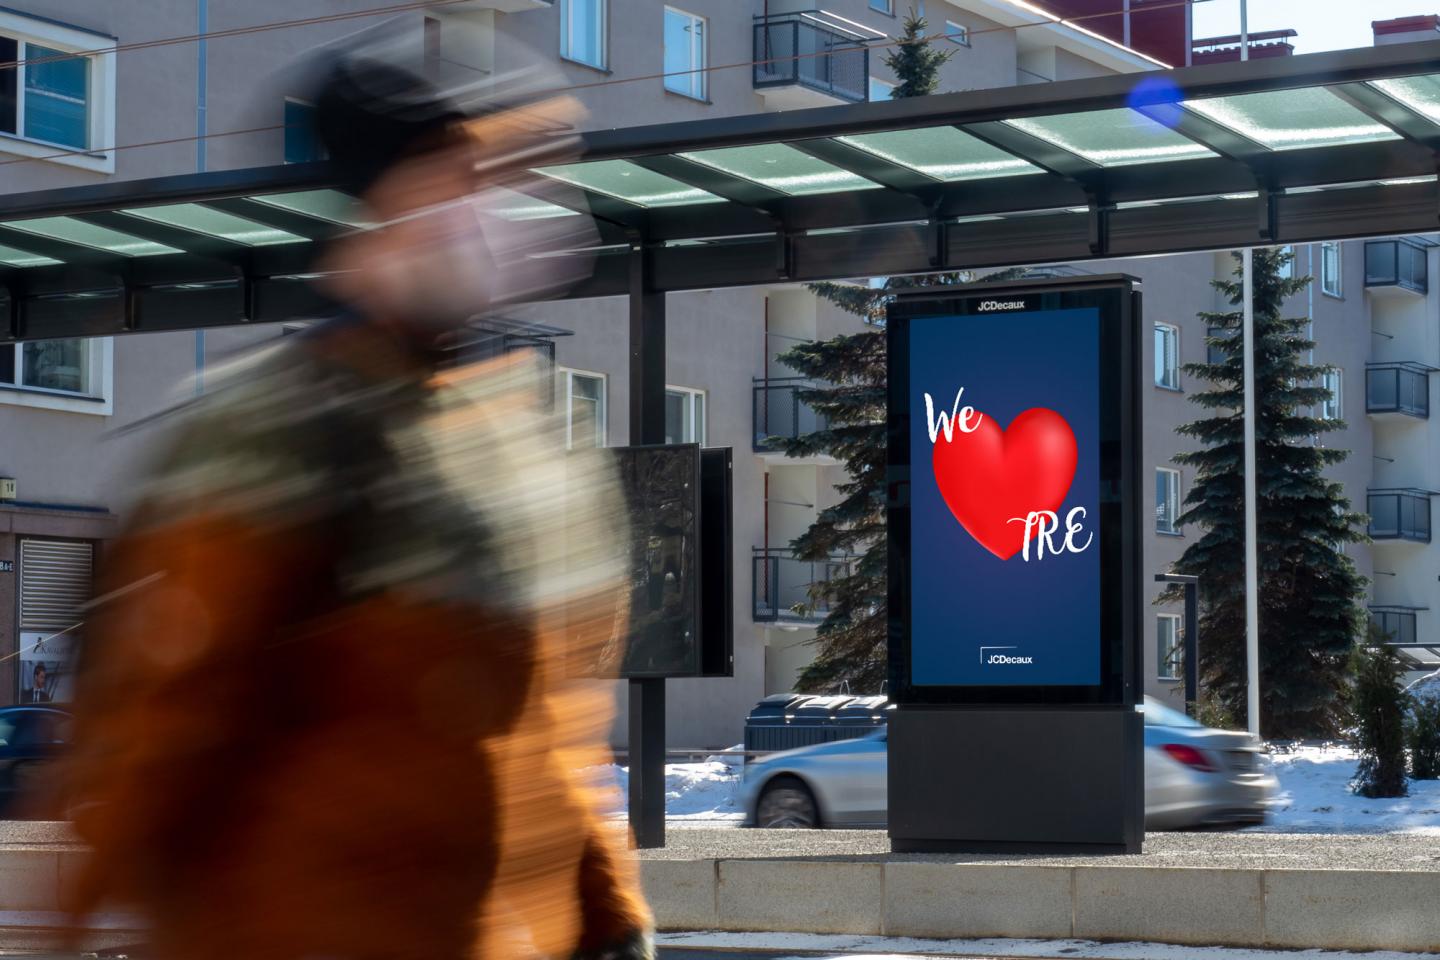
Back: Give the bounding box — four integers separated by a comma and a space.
61, 31, 649, 960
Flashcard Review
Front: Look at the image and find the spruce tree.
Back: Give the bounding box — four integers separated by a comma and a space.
1166, 248, 1368, 738
774, 12, 959, 693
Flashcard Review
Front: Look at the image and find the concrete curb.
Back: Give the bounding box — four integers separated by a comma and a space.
640, 859, 1440, 953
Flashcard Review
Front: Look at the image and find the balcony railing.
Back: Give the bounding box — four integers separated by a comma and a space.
1367, 363, 1430, 418
753, 11, 869, 103
754, 377, 828, 452
1368, 489, 1433, 542
753, 549, 856, 623
1365, 238, 1429, 294
1371, 607, 1419, 646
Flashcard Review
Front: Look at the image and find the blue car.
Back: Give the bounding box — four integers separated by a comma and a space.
0, 705, 72, 820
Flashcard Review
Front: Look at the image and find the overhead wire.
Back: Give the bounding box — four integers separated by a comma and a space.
0, 0, 1211, 170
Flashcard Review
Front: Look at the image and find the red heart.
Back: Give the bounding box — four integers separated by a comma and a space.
931, 408, 1079, 561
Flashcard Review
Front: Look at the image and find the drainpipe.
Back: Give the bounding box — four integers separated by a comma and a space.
194, 0, 208, 397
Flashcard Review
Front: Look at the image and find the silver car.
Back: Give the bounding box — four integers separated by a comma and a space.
740, 696, 1276, 830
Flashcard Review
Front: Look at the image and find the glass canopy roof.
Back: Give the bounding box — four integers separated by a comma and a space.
3, 48, 1440, 303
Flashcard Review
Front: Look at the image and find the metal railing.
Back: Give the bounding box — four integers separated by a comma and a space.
1368, 489, 1433, 542
1371, 608, 1418, 646
1365, 238, 1429, 294
754, 377, 828, 452
753, 549, 855, 622
753, 12, 869, 103
1366, 363, 1430, 418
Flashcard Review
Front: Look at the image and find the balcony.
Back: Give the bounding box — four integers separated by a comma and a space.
754, 11, 871, 109
1366, 363, 1430, 419
1365, 238, 1429, 296
754, 377, 837, 463
753, 549, 855, 624
1368, 489, 1433, 543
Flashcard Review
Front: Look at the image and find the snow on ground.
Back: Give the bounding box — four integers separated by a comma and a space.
659, 931, 1435, 960
1247, 743, 1440, 834
603, 742, 1440, 833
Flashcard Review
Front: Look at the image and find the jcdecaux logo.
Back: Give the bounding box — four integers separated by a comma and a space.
980, 646, 1035, 666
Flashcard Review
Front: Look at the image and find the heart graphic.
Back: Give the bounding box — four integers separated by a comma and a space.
931, 407, 1079, 560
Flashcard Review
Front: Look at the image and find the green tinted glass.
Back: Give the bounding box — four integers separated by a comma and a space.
835, 126, 1041, 181
677, 143, 880, 195
1003, 108, 1214, 166
121, 203, 306, 246
535, 160, 723, 207
0, 243, 61, 267
1, 217, 181, 257
252, 190, 373, 227
1370, 74, 1440, 126
1183, 87, 1399, 150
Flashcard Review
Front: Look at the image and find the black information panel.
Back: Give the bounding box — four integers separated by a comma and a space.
887, 277, 1141, 708
886, 276, 1143, 854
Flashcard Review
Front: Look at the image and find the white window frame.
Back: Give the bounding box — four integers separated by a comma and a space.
945, 20, 971, 46
0, 337, 113, 416
1154, 322, 1180, 390
0, 11, 116, 173
665, 384, 706, 445
1321, 241, 1342, 298
1157, 613, 1183, 681
560, 367, 607, 450
662, 8, 707, 101
1321, 368, 1343, 421
1156, 467, 1181, 535
560, 0, 608, 70
868, 77, 894, 102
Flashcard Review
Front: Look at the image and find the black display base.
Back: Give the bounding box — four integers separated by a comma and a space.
888, 706, 1144, 855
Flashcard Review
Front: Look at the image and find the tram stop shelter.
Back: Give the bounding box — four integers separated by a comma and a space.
6, 39, 1440, 846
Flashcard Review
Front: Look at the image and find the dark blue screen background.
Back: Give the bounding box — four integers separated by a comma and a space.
908, 308, 1101, 686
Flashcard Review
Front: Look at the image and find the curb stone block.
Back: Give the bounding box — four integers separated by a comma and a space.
641, 859, 718, 931
883, 862, 1073, 940
1074, 867, 1264, 946
1264, 869, 1440, 953
717, 860, 883, 935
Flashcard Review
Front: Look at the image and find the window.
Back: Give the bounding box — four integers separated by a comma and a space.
1157, 614, 1183, 681
1154, 323, 1179, 390
870, 0, 894, 12
0, 339, 96, 395
561, 369, 606, 449
1321, 241, 1342, 297
561, 0, 607, 70
868, 78, 894, 102
945, 21, 970, 45
1275, 244, 1294, 280
1206, 325, 1235, 366
283, 100, 325, 164
665, 386, 706, 444
1321, 368, 1343, 421
0, 12, 115, 172
1156, 467, 1180, 535
663, 9, 706, 100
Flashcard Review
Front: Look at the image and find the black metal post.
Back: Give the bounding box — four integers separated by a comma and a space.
628, 238, 667, 849
1156, 573, 1201, 716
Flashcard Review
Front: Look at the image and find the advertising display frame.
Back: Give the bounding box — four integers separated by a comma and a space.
886, 275, 1143, 709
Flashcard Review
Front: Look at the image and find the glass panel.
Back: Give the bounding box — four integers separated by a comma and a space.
1370, 74, 1440, 126
1182, 87, 1399, 151
665, 390, 685, 443
489, 186, 580, 221
536, 159, 723, 207
0, 243, 62, 267
569, 373, 603, 448
24, 44, 88, 149
0, 344, 13, 383
0, 217, 180, 257
1370, 495, 1399, 535
1003, 108, 1215, 167
121, 203, 307, 246
564, 0, 605, 68
868, 78, 893, 101
837, 126, 1042, 181
694, 392, 705, 445
252, 189, 373, 228
1157, 617, 1179, 680
22, 339, 86, 393
678, 143, 880, 195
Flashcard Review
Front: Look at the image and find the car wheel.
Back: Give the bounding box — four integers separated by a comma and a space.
756, 776, 819, 829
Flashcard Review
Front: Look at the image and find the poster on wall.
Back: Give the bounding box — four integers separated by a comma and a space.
887, 278, 1138, 706
19, 630, 74, 704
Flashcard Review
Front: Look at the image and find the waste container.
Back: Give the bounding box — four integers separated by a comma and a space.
742, 693, 808, 756
836, 695, 889, 727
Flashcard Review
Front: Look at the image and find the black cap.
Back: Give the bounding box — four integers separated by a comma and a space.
307, 56, 466, 196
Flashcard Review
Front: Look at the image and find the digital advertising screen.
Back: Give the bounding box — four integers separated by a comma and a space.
887, 279, 1139, 706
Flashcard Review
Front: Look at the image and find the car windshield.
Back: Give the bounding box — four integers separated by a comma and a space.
1142, 697, 1203, 728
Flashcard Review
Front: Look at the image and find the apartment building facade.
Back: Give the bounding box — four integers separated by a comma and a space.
0, 1, 1432, 743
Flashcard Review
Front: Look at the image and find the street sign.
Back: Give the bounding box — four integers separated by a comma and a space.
886, 276, 1143, 854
